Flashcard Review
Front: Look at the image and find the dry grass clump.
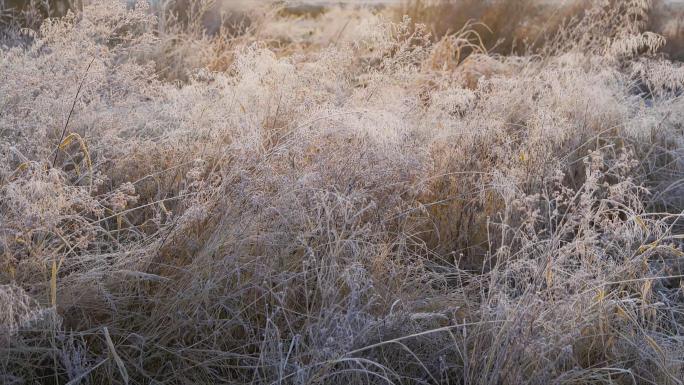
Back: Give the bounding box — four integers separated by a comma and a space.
397, 0, 590, 56
2, 0, 684, 384
650, 0, 684, 60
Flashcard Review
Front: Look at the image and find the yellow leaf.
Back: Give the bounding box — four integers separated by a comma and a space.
615, 305, 629, 320
645, 335, 665, 360
634, 215, 647, 231
6, 265, 15, 280
57, 132, 93, 191
638, 241, 659, 254
664, 245, 684, 256
50, 260, 57, 307
59, 132, 78, 149
642, 279, 652, 302
594, 288, 606, 303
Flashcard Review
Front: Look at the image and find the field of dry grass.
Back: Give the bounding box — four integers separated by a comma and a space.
2, 0, 684, 384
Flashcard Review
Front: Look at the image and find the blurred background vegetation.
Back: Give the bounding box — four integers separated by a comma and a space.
3, 0, 684, 61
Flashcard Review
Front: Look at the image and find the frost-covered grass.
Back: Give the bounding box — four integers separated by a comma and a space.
2, 1, 684, 384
